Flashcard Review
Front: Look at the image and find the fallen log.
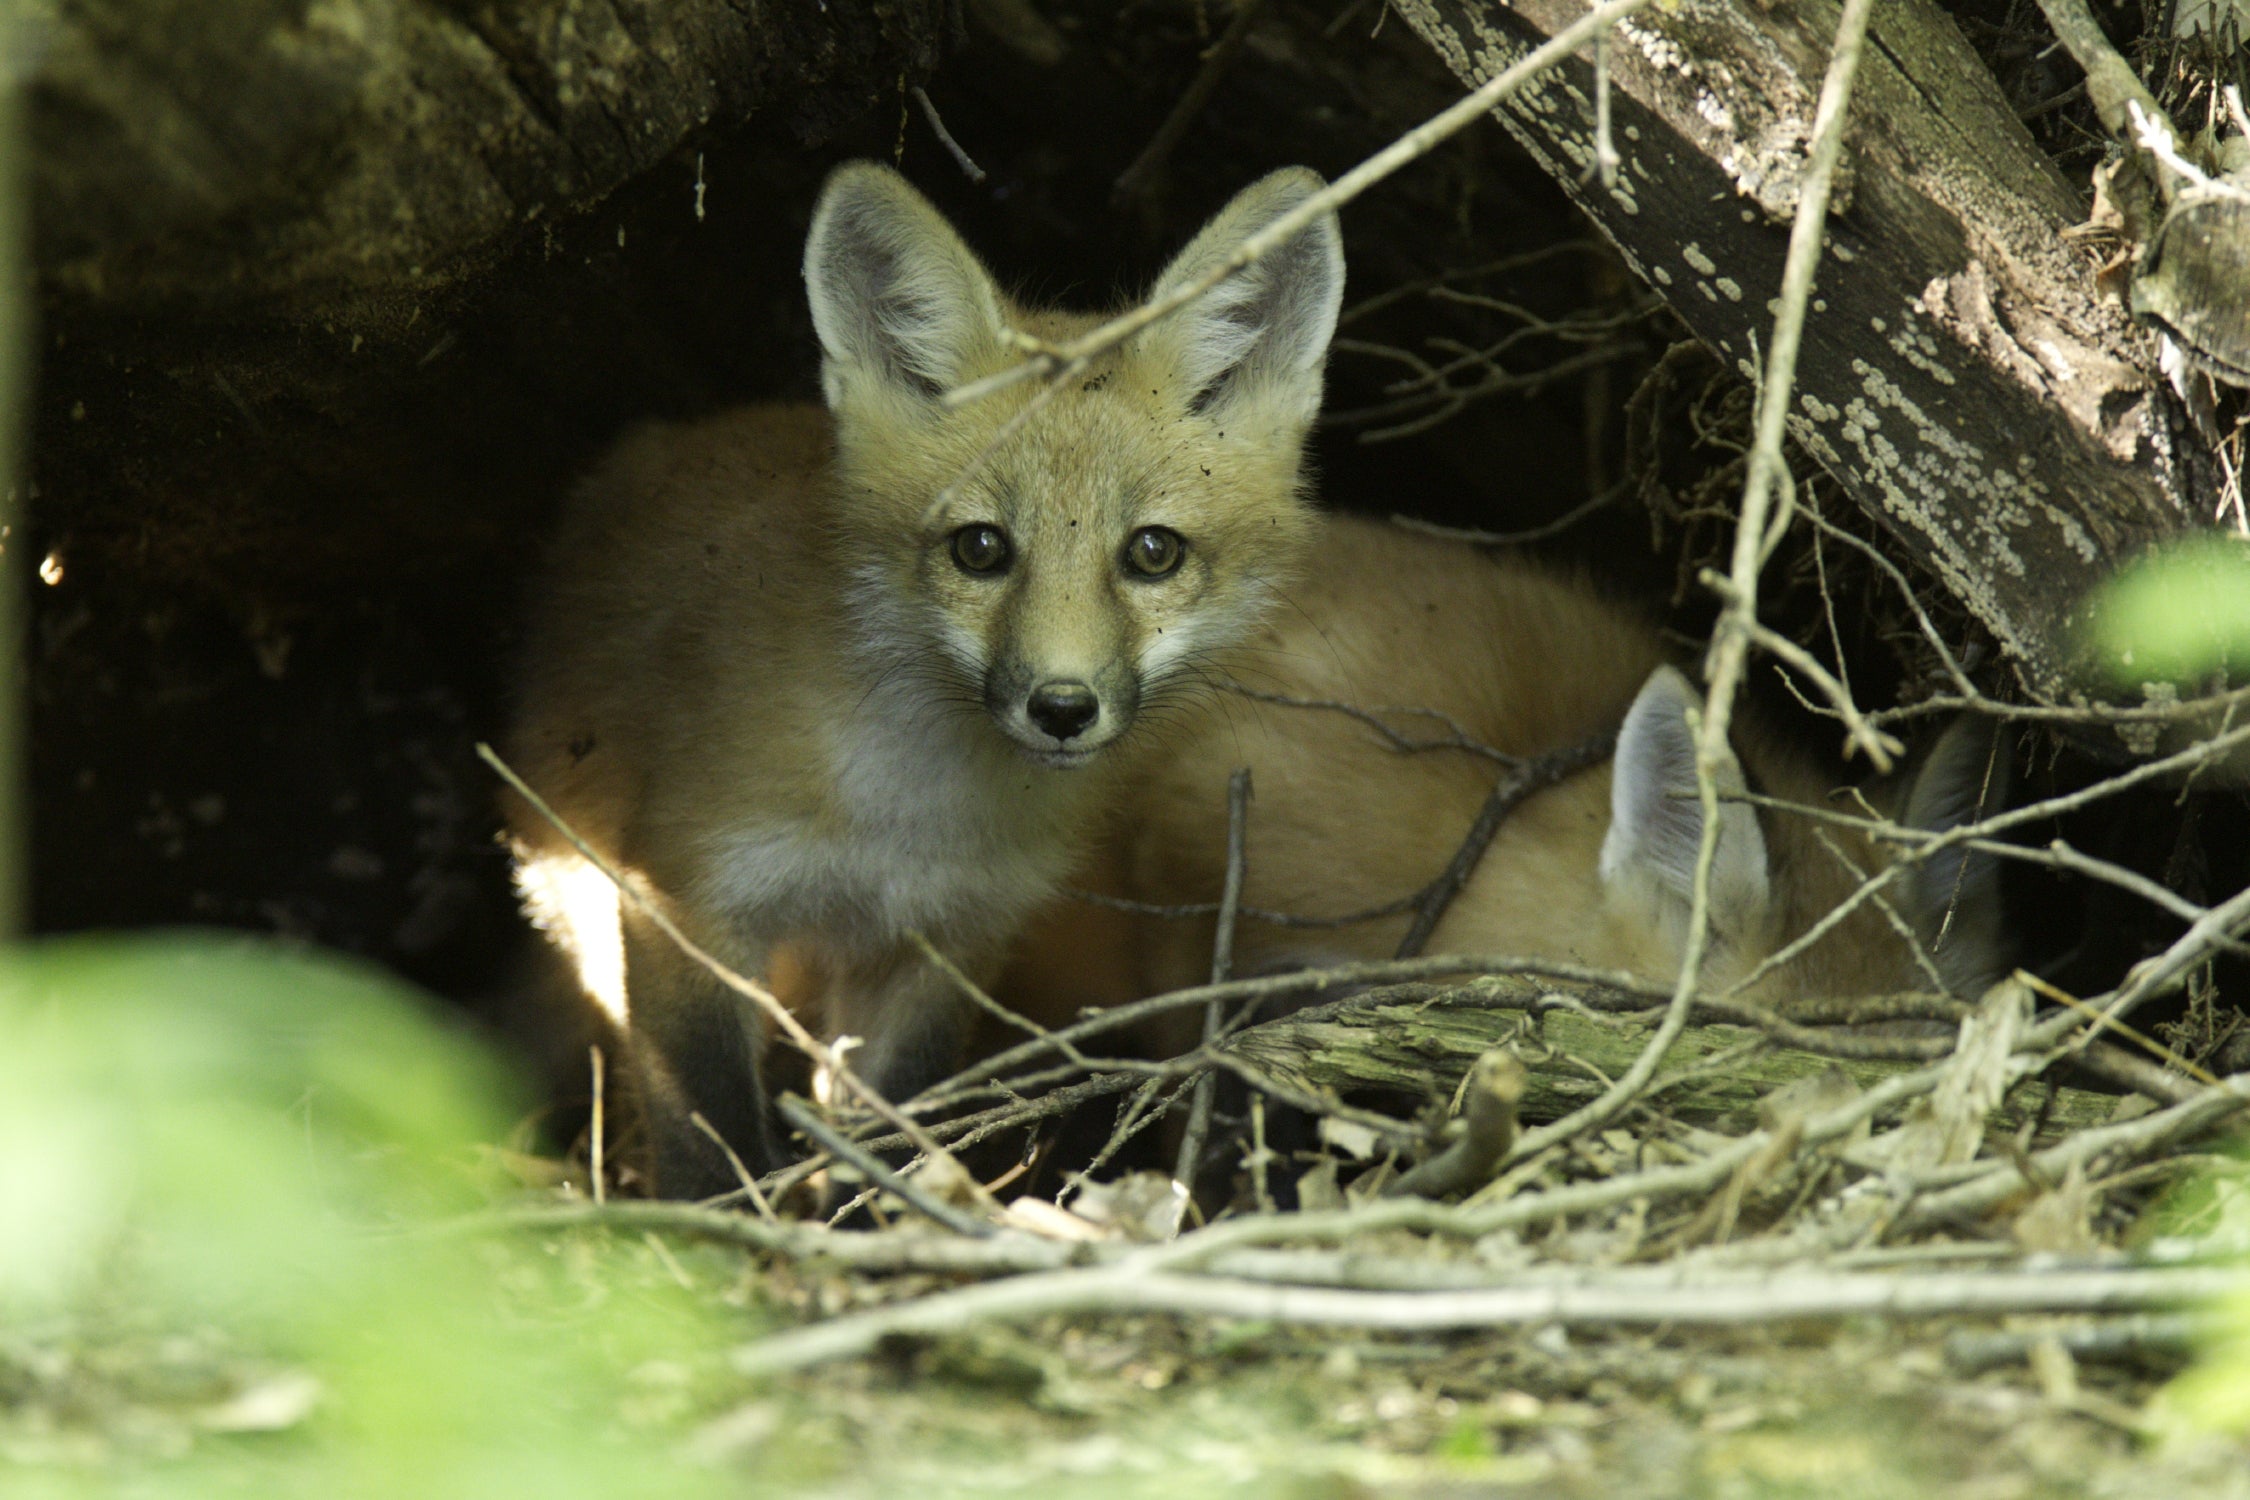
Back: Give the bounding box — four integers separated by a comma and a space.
1390, 0, 2216, 710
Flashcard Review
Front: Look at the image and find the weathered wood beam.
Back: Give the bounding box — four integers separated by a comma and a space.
1392, 0, 2211, 705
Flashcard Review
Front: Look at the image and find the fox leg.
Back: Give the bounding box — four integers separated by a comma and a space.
618, 904, 782, 1200
823, 942, 992, 1113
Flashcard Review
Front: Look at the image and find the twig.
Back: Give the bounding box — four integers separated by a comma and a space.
914, 953, 1679, 1115
1515, 0, 1876, 1170
777, 1096, 995, 1239
1114, 0, 1269, 202
908, 929, 1087, 1059
1584, 29, 1620, 191
2033, 0, 2176, 143
1335, 244, 1608, 329
940, 0, 1660, 411
1387, 1050, 1526, 1199
1219, 682, 1514, 764
478, 743, 965, 1177
731, 1259, 2239, 1378
2015, 970, 2219, 1088
2038, 881, 2250, 1054
589, 1044, 607, 1207
910, 86, 986, 184
853, 1070, 1151, 1166
1172, 768, 1252, 1214
1388, 480, 1626, 546
1707, 575, 1903, 769
690, 1110, 778, 1222
1894, 1075, 2250, 1232
1945, 1314, 2205, 1375
1394, 731, 1616, 958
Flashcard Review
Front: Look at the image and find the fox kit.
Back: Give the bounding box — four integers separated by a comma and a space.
504, 163, 1344, 1197
1001, 517, 2006, 1025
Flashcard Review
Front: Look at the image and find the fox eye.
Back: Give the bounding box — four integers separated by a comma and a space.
1124, 527, 1185, 578
949, 524, 1011, 575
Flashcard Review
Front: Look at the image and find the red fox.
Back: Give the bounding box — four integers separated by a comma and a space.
999, 516, 2007, 1030
504, 163, 1345, 1197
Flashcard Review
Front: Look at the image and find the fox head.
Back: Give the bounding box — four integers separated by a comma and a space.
802, 162, 1344, 767
1600, 666, 2012, 999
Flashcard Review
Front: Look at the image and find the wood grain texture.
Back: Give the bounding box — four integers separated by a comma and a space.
1392, 0, 2214, 709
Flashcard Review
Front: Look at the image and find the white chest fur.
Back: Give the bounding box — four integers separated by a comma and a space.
690, 684, 1093, 957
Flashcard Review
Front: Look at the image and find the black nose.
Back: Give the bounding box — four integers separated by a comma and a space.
1026, 681, 1100, 741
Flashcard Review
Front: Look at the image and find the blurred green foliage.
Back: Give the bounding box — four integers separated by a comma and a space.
0, 932, 745, 1497
2152, 1157, 2250, 1438
2086, 534, 2250, 688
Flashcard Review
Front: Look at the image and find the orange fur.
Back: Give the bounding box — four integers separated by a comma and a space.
504, 164, 1345, 1195
1000, 516, 2006, 1030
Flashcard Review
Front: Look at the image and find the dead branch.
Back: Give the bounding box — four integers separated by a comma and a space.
1387, 1050, 1527, 1199
776, 1096, 996, 1239
940, 0, 1659, 412
1394, 732, 1617, 959
730, 1258, 2240, 1379
1113, 0, 1270, 202
1489, 0, 1878, 1180
1171, 767, 1252, 1217
478, 743, 970, 1182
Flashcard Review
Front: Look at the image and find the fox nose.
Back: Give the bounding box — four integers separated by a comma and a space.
1026, 681, 1100, 741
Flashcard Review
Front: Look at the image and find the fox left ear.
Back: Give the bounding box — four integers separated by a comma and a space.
1900, 716, 2011, 994
1599, 666, 1772, 948
1140, 167, 1344, 432
803, 162, 1010, 415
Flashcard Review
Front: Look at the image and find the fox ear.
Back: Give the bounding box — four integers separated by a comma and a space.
1600, 666, 1772, 945
1901, 716, 2011, 994
1139, 166, 1344, 431
803, 163, 1009, 413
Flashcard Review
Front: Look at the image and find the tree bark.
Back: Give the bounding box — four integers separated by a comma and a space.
1390, 0, 2213, 707
30, 0, 955, 331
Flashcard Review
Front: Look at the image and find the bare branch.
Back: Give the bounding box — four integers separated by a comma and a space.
937, 0, 1660, 411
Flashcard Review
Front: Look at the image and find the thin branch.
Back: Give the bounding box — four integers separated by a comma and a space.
1895, 1074, 2250, 1231
730, 1258, 2237, 1378
939, 0, 1660, 410
1516, 0, 1876, 1171
1386, 1050, 1526, 1199
588, 1044, 608, 1207
2034, 0, 2176, 142
1706, 572, 1903, 769
915, 954, 1677, 1116
689, 1110, 779, 1222
777, 1096, 995, 1239
1395, 731, 1616, 958
0, 32, 27, 936
910, 86, 987, 184
1172, 768, 1252, 1214
477, 743, 963, 1176
1388, 479, 1626, 546
1218, 681, 1515, 764
1114, 0, 1270, 202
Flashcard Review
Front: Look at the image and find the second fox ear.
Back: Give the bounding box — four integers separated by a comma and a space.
1140, 167, 1344, 432
1600, 666, 1773, 947
803, 163, 1009, 414
1900, 715, 2012, 995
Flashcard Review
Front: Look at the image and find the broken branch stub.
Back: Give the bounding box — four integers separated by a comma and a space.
1392, 0, 2212, 706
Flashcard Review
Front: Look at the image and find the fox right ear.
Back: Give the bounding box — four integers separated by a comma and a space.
1600, 666, 1772, 949
1139, 167, 1344, 433
803, 163, 1009, 413
1900, 715, 2011, 995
